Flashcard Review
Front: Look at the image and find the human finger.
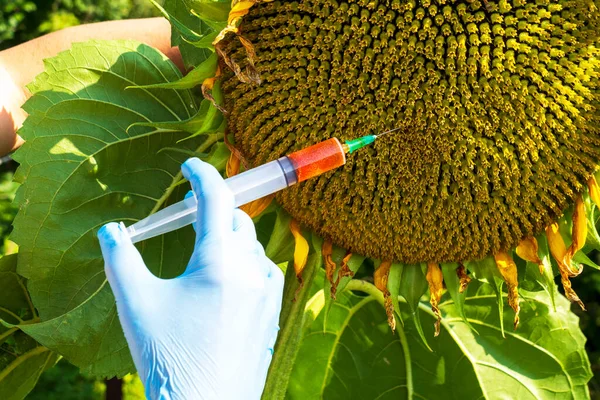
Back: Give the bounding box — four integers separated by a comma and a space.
181, 158, 234, 244
232, 209, 256, 241
98, 222, 154, 302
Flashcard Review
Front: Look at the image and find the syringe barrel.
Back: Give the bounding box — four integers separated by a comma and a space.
228, 157, 297, 207
127, 157, 297, 243
287, 138, 346, 182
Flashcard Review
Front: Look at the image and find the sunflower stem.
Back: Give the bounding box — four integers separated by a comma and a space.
262, 249, 322, 400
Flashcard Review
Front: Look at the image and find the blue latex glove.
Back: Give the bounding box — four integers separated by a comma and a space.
97, 158, 284, 400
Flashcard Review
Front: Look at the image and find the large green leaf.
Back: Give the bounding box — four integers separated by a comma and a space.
287, 279, 592, 399
163, 0, 214, 69
0, 255, 59, 400
10, 40, 210, 377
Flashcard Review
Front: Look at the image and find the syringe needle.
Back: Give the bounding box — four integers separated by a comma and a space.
375, 126, 402, 138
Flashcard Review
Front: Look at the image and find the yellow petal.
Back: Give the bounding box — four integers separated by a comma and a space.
546, 222, 581, 277
588, 176, 600, 208
374, 260, 396, 332
228, 1, 255, 24
568, 196, 587, 258
494, 251, 520, 330
289, 219, 308, 282
226, 151, 241, 177
516, 237, 544, 275
426, 263, 444, 337
456, 263, 471, 294
240, 195, 274, 218
546, 222, 585, 310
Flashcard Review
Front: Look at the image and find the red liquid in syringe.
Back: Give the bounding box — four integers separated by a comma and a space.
286, 138, 347, 182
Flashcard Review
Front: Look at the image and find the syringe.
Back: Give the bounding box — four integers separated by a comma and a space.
126, 132, 390, 243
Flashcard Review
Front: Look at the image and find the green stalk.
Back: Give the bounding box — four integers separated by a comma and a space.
150, 133, 222, 215
262, 251, 322, 400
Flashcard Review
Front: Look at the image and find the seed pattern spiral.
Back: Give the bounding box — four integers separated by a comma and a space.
222, 0, 600, 263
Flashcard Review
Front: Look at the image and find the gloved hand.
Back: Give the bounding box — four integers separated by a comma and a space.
97, 158, 284, 400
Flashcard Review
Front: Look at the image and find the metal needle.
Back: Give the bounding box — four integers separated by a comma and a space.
374, 126, 402, 138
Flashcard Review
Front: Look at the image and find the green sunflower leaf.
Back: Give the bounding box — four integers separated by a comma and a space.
150, 0, 205, 43
10, 40, 210, 377
530, 235, 558, 311
288, 280, 592, 400
573, 252, 600, 271
185, 0, 231, 23
0, 255, 59, 400
398, 264, 431, 352
162, 0, 214, 69
205, 141, 231, 172
583, 193, 600, 251
128, 52, 218, 90
265, 208, 295, 264
387, 262, 404, 327
440, 262, 476, 332
466, 257, 506, 338
185, 31, 220, 49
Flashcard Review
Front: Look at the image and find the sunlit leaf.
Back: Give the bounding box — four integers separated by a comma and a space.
163, 0, 214, 68
398, 264, 431, 351
11, 40, 209, 377
288, 280, 592, 399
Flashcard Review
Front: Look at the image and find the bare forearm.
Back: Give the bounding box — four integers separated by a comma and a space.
0, 17, 183, 156
0, 18, 182, 89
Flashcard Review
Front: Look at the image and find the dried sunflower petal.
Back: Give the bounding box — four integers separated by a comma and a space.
546, 222, 582, 277
568, 197, 587, 259
546, 222, 586, 310
374, 260, 395, 332
212, 0, 274, 84
493, 251, 520, 330
201, 67, 228, 113
322, 240, 336, 289
516, 237, 544, 275
426, 263, 444, 337
331, 252, 353, 299
456, 264, 471, 294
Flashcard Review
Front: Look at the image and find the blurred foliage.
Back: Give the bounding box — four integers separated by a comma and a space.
0, 169, 18, 255
27, 360, 104, 400
122, 374, 145, 399
27, 358, 145, 399
0, 0, 160, 50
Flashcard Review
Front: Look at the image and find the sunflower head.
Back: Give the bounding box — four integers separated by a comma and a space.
221, 0, 600, 267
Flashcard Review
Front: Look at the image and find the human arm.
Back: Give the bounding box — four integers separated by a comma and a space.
98, 158, 284, 399
0, 17, 183, 156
